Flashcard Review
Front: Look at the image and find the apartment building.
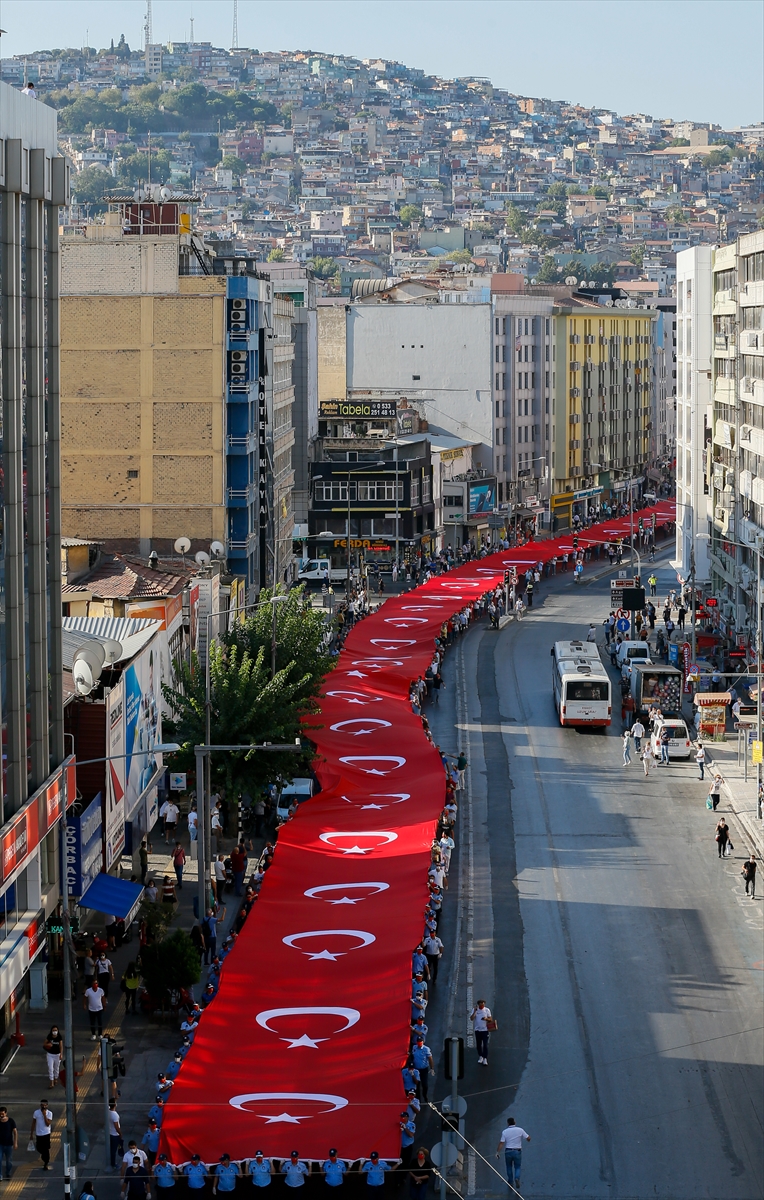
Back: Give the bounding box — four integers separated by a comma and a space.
59, 204, 282, 594
674, 247, 714, 584
710, 231, 764, 629
0, 83, 72, 1053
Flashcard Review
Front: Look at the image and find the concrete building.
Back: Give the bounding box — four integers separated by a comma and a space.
0, 83, 71, 1047
673, 246, 714, 584
59, 206, 281, 594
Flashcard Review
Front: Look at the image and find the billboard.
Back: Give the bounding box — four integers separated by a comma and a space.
105, 678, 126, 869
319, 400, 396, 420
123, 641, 163, 821
1, 757, 76, 887
468, 479, 496, 514
63, 793, 103, 898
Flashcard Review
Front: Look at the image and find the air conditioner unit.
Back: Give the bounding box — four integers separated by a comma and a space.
740, 424, 752, 442
724, 469, 735, 490
569, 413, 581, 424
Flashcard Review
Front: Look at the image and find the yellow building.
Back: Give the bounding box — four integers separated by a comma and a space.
60, 208, 288, 591
551, 300, 656, 527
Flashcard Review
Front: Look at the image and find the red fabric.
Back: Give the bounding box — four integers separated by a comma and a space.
159, 503, 674, 1164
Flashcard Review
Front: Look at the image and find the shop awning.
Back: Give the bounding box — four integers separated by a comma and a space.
694, 692, 732, 706
79, 873, 144, 923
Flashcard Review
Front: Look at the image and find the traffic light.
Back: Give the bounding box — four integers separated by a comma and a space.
443, 1037, 464, 1080
638, 517, 644, 532
103, 1040, 115, 1079
572, 535, 579, 550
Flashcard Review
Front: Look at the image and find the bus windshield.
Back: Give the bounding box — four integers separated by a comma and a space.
566, 681, 608, 701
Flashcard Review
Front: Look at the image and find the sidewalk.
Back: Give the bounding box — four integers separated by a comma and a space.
701, 737, 764, 859
1, 815, 263, 1200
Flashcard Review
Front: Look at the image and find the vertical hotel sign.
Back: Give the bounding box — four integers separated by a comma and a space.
105, 678, 126, 868
258, 323, 269, 588
1, 757, 76, 886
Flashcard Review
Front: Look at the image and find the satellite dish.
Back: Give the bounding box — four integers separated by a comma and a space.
195, 550, 211, 566
588, 280, 596, 288
73, 660, 94, 696
210, 540, 226, 558
605, 298, 614, 307
627, 299, 637, 308
565, 275, 578, 286
73, 641, 106, 678
100, 637, 123, 665
174, 536, 191, 554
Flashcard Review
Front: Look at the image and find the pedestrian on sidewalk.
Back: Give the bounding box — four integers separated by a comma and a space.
495, 1117, 530, 1192
715, 818, 730, 858
230, 844, 247, 896
631, 719, 645, 754
163, 799, 179, 845
43, 1025, 63, 1087
622, 730, 631, 765
742, 854, 757, 898
659, 726, 671, 766
695, 742, 706, 780
642, 745, 656, 776
456, 752, 468, 790
139, 840, 149, 885
0, 1106, 18, 1179
122, 962, 141, 1014
97, 950, 114, 995
123, 1156, 151, 1200
84, 978, 107, 1039
470, 999, 493, 1065
109, 1100, 123, 1169
30, 1100, 53, 1170
171, 843, 186, 889
161, 876, 177, 906
709, 773, 724, 811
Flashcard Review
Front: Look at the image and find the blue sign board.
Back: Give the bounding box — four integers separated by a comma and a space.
63, 794, 103, 898
668, 642, 679, 665
616, 618, 630, 632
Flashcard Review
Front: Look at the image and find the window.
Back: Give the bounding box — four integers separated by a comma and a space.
714, 268, 735, 295
357, 480, 405, 502
742, 355, 764, 381
496, 345, 500, 363
743, 251, 764, 283
127, 469, 139, 478
422, 473, 431, 503
518, 398, 522, 416
686, 320, 691, 357
502, 345, 506, 362
517, 348, 522, 363
677, 281, 683, 313
742, 307, 763, 330
524, 398, 528, 416
496, 380, 500, 397
524, 345, 529, 362
566, 681, 606, 701
545, 370, 550, 387
517, 318, 522, 335
315, 480, 352, 502
531, 373, 536, 390
495, 317, 500, 335
545, 345, 549, 362
524, 319, 529, 335
545, 319, 550, 335
502, 318, 507, 335
410, 478, 420, 505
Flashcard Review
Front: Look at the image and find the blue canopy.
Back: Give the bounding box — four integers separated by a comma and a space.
79, 873, 144, 922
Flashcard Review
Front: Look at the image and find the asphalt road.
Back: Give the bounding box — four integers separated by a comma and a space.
428, 560, 764, 1200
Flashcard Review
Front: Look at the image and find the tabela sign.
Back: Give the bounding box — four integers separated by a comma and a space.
170, 772, 187, 792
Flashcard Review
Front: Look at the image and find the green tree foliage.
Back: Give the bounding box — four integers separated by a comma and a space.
309, 256, 340, 279
668, 137, 690, 147
71, 165, 113, 205
46, 83, 277, 135
162, 587, 333, 797
140, 930, 200, 1000
504, 202, 526, 234
704, 147, 733, 169
116, 149, 172, 186
629, 243, 645, 267
534, 254, 559, 283
398, 204, 423, 226
437, 248, 472, 265
267, 248, 286, 261
219, 154, 248, 179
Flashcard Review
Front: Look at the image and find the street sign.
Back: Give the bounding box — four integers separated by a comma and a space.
610, 578, 636, 608
752, 741, 763, 765
440, 1095, 468, 1117
616, 618, 630, 632
430, 1143, 458, 1169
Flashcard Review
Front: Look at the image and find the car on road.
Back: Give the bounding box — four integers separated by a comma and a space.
650, 718, 693, 760
276, 777, 314, 823
617, 641, 653, 678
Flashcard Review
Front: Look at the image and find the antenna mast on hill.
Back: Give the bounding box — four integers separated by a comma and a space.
232, 0, 239, 49
144, 0, 153, 50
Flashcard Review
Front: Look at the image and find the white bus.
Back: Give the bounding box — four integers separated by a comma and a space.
552, 641, 611, 728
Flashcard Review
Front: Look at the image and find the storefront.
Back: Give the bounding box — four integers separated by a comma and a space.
0, 758, 77, 1064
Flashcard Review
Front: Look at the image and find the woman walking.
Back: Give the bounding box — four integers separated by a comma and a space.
122, 962, 141, 1014
715, 818, 731, 858
709, 773, 724, 812
43, 1026, 63, 1087
622, 730, 631, 766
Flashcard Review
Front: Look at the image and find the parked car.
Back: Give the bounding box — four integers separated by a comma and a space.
650, 718, 693, 760
276, 777, 314, 823
617, 641, 652, 678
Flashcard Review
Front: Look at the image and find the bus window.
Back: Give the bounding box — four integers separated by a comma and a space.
567, 682, 607, 701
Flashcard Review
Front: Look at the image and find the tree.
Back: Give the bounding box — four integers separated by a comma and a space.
116, 149, 172, 187
629, 243, 645, 267
162, 587, 333, 798
309, 256, 339, 279
219, 154, 247, 179
666, 206, 689, 224
398, 204, 423, 226
504, 203, 526, 235
72, 165, 113, 206
438, 248, 472, 265
534, 254, 559, 283
267, 248, 286, 262
140, 930, 200, 1001
705, 147, 732, 169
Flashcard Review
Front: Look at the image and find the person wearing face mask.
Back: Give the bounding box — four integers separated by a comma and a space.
43, 1026, 63, 1087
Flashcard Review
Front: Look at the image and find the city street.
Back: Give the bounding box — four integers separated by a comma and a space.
428, 562, 764, 1199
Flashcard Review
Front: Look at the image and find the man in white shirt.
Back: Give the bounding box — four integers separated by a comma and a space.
423, 933, 443, 983
495, 1117, 530, 1191
631, 719, 645, 754
162, 800, 179, 844
83, 979, 107, 1039
30, 1102, 52, 1170
470, 999, 493, 1065
121, 1141, 148, 1177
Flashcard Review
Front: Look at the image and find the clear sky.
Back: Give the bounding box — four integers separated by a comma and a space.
0, 0, 761, 129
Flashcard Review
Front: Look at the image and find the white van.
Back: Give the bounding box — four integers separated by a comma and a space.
276, 777, 314, 823
297, 559, 354, 584
617, 641, 652, 677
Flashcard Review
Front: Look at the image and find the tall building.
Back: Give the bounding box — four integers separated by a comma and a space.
0, 83, 71, 1038
673, 246, 714, 585
59, 204, 283, 594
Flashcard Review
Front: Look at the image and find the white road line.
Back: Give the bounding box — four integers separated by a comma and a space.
457, 644, 476, 1047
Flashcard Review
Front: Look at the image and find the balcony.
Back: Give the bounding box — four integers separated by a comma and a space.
227, 483, 257, 507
